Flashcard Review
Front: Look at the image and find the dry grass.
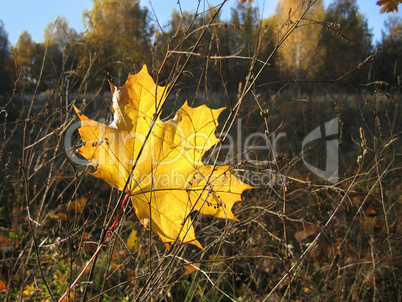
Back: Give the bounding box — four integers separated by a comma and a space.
0, 1, 400, 301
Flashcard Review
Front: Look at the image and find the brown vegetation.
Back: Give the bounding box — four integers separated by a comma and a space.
0, 0, 400, 301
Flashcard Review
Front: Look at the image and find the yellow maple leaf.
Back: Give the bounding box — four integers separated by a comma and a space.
376, 0, 401, 13
74, 65, 253, 249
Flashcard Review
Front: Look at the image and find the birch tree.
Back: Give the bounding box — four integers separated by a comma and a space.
274, 0, 325, 80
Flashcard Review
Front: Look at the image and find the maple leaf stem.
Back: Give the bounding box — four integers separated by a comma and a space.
58, 193, 131, 302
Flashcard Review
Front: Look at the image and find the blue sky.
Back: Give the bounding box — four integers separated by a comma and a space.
0, 0, 400, 46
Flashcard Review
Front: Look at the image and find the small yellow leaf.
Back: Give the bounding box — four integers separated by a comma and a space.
66, 196, 88, 213
127, 229, 139, 251
182, 263, 200, 275
23, 284, 35, 297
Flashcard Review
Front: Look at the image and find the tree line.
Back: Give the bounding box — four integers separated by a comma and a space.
0, 0, 400, 96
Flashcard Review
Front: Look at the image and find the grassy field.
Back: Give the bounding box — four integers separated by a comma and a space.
0, 1, 401, 300
0, 81, 400, 301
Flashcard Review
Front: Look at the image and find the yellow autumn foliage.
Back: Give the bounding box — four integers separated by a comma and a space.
74, 65, 253, 249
